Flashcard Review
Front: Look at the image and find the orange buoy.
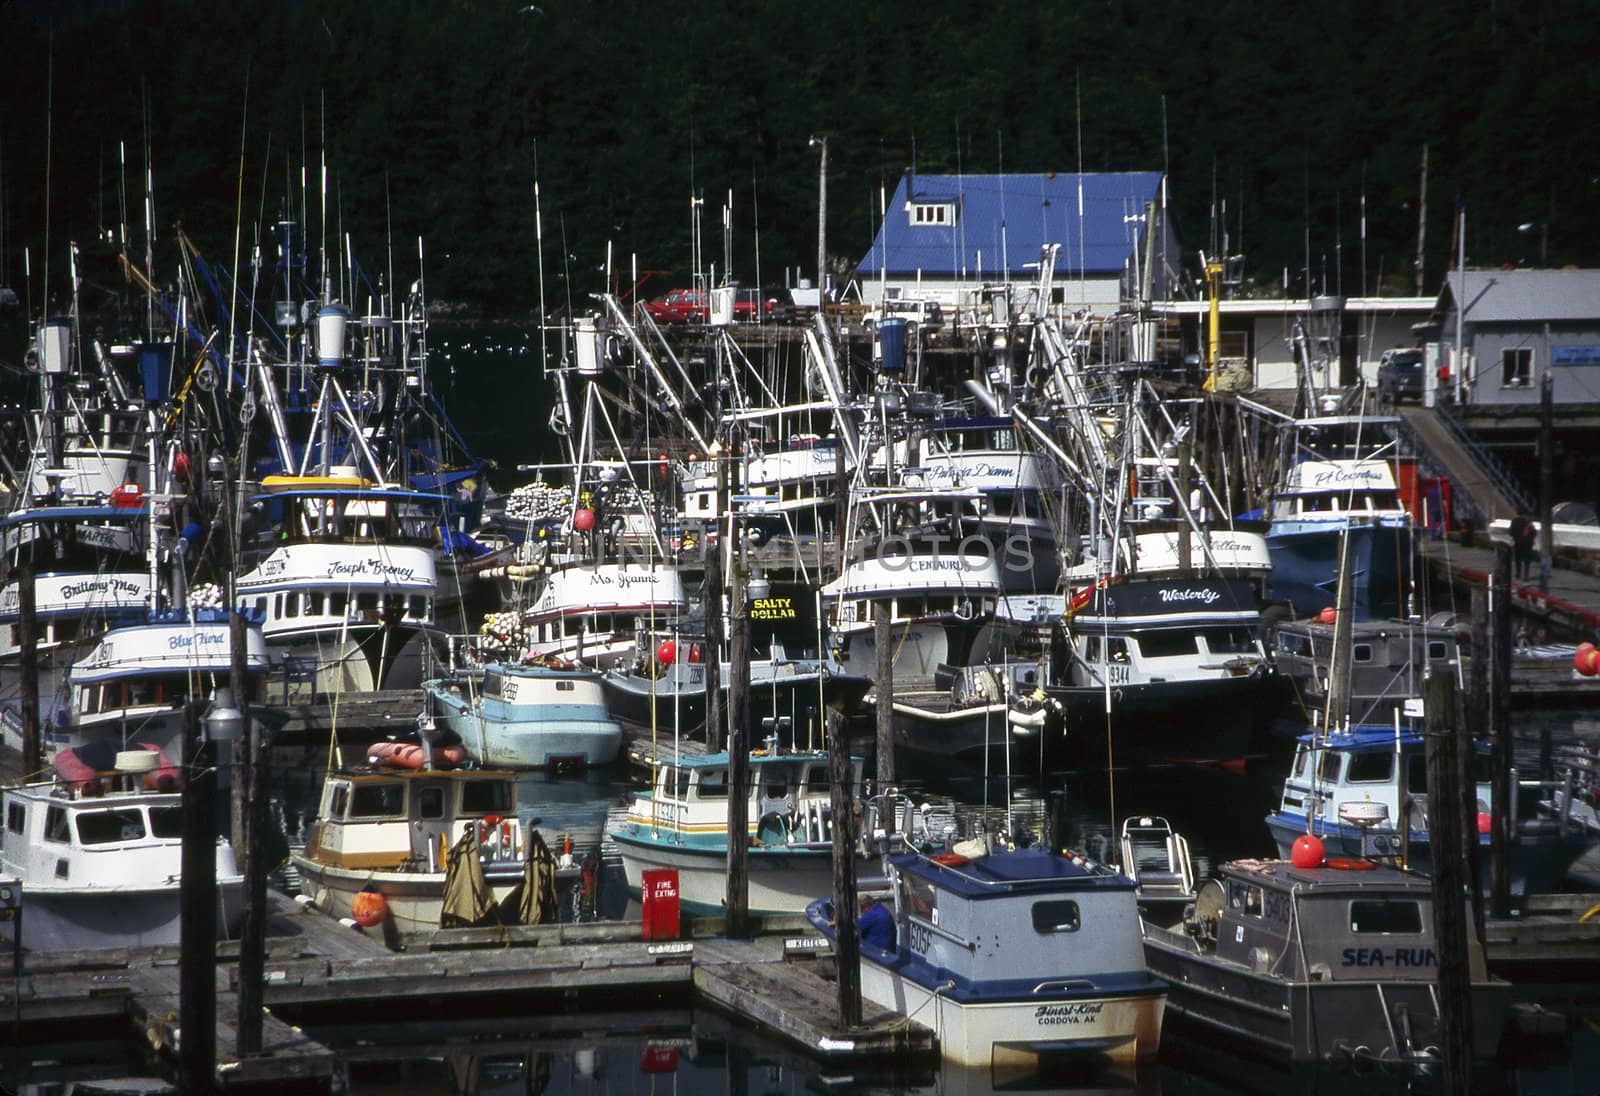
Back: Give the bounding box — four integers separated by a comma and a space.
350, 887, 389, 927
929, 852, 969, 866
1325, 857, 1377, 871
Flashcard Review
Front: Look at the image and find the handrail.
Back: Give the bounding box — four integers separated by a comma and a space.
1418, 405, 1534, 515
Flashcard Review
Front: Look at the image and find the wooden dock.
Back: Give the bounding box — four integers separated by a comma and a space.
1, 894, 931, 1092
1420, 535, 1600, 642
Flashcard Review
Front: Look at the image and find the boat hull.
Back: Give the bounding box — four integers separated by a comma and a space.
1265, 520, 1413, 621
289, 855, 522, 936
1143, 928, 1507, 1064
612, 833, 850, 918
426, 682, 622, 769
860, 961, 1163, 1068
1, 879, 243, 952
1045, 673, 1290, 765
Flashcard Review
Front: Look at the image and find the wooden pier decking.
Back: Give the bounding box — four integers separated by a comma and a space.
1420, 535, 1600, 642
0, 893, 931, 1092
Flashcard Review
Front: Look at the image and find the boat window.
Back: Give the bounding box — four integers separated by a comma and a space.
1350, 899, 1423, 934
273, 594, 283, 620
309, 592, 325, 615
1352, 643, 1373, 663
6, 803, 23, 835
149, 807, 183, 838
253, 597, 267, 619
410, 595, 428, 620
1346, 753, 1394, 783
806, 765, 831, 791
1200, 627, 1256, 654
1031, 899, 1081, 934
1084, 636, 1101, 662
418, 786, 446, 819
460, 780, 514, 815
357, 592, 379, 616
483, 669, 504, 698
1106, 638, 1130, 663
697, 770, 729, 798
286, 594, 300, 618
330, 592, 348, 617
350, 783, 405, 818
556, 680, 575, 692
1278, 633, 1313, 657
1428, 641, 1448, 661
1231, 883, 1264, 917
1317, 752, 1342, 783
1136, 632, 1196, 658
903, 875, 939, 925
44, 806, 70, 844
1291, 747, 1308, 778
76, 808, 146, 844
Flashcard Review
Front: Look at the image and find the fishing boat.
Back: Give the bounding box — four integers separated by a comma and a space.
422, 656, 623, 771
1141, 855, 1511, 1069
1042, 576, 1289, 765
234, 481, 445, 694
290, 755, 530, 935
0, 743, 243, 951
1267, 613, 1460, 728
610, 745, 939, 917
1263, 415, 1416, 621
803, 842, 1167, 1069
62, 607, 270, 761
1265, 724, 1596, 895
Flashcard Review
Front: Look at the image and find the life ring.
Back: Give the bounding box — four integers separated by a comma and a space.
1325, 857, 1377, 871
930, 852, 969, 866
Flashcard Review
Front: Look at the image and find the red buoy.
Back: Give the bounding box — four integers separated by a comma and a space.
1576, 643, 1598, 677
573, 507, 596, 532
1291, 833, 1326, 868
656, 639, 677, 666
1317, 606, 1337, 625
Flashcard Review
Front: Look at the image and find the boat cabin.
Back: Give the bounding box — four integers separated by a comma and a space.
886, 847, 1149, 991
1, 776, 187, 891
1183, 859, 1445, 985
303, 769, 522, 874
1270, 617, 1459, 725
627, 750, 865, 848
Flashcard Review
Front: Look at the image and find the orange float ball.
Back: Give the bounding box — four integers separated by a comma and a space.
572, 507, 596, 532
350, 887, 389, 927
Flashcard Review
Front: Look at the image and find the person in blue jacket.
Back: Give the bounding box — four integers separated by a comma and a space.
859, 894, 896, 950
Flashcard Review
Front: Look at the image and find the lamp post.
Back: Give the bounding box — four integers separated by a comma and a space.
1516, 221, 1549, 267
809, 136, 828, 304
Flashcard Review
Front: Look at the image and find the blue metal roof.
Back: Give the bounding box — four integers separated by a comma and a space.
855, 172, 1163, 280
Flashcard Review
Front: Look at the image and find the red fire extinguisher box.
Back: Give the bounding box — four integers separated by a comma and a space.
641, 868, 680, 940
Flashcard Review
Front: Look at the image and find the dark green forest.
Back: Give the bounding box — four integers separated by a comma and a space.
3, 0, 1597, 319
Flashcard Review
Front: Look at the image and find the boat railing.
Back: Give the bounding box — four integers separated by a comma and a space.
1118, 816, 1196, 905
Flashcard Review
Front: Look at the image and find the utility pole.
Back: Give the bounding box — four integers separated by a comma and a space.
810, 136, 828, 303
827, 708, 861, 1028
724, 445, 750, 937
1423, 673, 1474, 1094
179, 701, 217, 1095
234, 611, 267, 1057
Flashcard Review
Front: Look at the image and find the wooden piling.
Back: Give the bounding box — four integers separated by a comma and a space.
1490, 547, 1512, 917
235, 611, 267, 1058
703, 455, 726, 753
1423, 672, 1473, 1093
827, 709, 861, 1028
725, 505, 750, 937
179, 701, 218, 1093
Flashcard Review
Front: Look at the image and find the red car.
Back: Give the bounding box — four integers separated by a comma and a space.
641, 288, 783, 324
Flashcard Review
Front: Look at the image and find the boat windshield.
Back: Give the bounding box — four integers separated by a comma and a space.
461, 780, 514, 815
76, 808, 146, 844
149, 806, 183, 838
1351, 899, 1423, 933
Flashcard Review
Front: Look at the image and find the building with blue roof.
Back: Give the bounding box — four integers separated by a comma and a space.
852, 170, 1180, 314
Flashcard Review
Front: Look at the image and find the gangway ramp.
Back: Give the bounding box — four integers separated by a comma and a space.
1397, 405, 1524, 524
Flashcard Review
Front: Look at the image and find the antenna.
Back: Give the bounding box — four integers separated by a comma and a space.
227, 64, 250, 396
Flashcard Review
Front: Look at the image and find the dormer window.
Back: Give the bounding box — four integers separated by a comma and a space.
908, 202, 954, 226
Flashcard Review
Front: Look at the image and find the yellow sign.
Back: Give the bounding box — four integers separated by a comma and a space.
750, 596, 796, 621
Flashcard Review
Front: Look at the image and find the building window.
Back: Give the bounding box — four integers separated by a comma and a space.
909, 202, 953, 226
1502, 347, 1532, 388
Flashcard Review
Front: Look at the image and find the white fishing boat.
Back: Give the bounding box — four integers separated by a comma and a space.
63, 607, 269, 761
611, 745, 939, 917
290, 757, 531, 936
0, 744, 243, 951
804, 842, 1166, 1069
235, 482, 443, 694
